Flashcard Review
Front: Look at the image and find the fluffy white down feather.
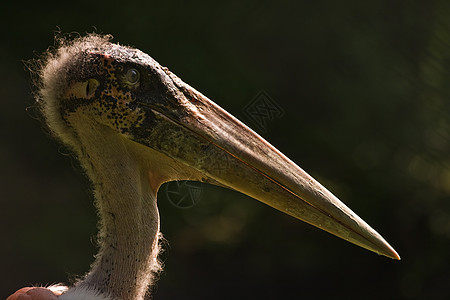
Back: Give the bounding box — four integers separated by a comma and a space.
56, 286, 112, 300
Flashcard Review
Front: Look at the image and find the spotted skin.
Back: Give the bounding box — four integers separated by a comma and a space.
62, 54, 146, 137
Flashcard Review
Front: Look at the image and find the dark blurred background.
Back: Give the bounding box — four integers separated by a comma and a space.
1, 1, 450, 299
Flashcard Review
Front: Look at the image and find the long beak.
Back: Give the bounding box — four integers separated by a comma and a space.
131, 69, 400, 260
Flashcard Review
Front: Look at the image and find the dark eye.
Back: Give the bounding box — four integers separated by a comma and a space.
125, 68, 140, 85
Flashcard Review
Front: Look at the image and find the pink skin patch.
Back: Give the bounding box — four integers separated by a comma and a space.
7, 287, 63, 300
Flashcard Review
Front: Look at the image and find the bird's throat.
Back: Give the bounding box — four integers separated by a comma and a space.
70, 123, 162, 300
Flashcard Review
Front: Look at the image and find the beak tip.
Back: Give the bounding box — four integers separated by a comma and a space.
386, 248, 401, 260
374, 240, 400, 260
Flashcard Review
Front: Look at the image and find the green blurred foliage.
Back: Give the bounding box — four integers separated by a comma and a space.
1, 1, 450, 299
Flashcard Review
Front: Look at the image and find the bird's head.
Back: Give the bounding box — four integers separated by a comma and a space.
38, 36, 192, 158
35, 34, 399, 260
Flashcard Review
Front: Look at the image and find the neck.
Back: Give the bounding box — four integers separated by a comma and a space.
70, 124, 162, 300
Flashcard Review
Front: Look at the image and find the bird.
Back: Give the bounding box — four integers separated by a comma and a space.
9, 34, 399, 300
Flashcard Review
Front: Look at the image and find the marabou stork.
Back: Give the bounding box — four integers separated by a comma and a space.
8, 34, 399, 300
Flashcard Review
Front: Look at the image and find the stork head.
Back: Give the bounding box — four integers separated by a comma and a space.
36, 34, 399, 260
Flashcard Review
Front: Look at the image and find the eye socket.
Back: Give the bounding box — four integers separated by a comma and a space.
124, 68, 140, 85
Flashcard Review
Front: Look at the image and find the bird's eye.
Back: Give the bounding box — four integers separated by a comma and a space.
124, 68, 140, 85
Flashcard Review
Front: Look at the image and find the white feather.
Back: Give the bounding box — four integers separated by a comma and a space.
58, 287, 112, 300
